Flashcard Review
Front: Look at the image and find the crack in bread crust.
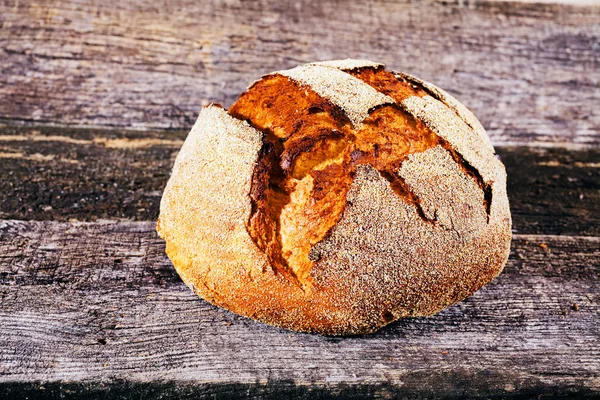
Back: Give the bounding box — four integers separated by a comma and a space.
323, 64, 494, 219
321, 61, 496, 218
275, 65, 395, 128
230, 71, 445, 288
347, 67, 428, 102
394, 71, 494, 153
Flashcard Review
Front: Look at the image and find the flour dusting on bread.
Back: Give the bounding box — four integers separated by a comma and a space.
158, 59, 512, 335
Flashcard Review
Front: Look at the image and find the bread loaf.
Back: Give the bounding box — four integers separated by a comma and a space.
157, 59, 512, 335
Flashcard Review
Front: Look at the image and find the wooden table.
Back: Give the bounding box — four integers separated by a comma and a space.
1, 0, 598, 398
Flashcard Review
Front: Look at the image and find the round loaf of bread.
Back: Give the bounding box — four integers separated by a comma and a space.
157, 59, 512, 335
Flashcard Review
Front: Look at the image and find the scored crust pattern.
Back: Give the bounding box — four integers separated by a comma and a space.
157, 59, 512, 335
276, 64, 395, 128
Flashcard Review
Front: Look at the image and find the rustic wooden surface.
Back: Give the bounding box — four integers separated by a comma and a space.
1, 0, 599, 146
0, 221, 598, 399
0, 0, 599, 398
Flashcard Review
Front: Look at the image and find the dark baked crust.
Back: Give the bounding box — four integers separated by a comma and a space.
157, 59, 512, 335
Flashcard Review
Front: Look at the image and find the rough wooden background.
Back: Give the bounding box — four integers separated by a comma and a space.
1, 0, 599, 145
0, 0, 599, 399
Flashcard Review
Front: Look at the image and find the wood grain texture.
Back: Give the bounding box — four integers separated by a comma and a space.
499, 146, 600, 237
0, 220, 598, 398
1, 0, 599, 145
0, 126, 185, 222
1, 126, 598, 236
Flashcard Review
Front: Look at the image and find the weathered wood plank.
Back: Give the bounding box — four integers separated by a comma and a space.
1, 126, 598, 236
1, 0, 598, 145
0, 126, 184, 222
499, 146, 600, 237
0, 221, 598, 398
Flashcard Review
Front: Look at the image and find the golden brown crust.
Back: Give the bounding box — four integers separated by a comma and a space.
348, 67, 428, 102
394, 71, 494, 153
158, 59, 512, 335
276, 64, 395, 128
229, 69, 439, 287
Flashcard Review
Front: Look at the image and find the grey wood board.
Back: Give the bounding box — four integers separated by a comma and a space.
1, 0, 599, 145
0, 220, 598, 398
1, 126, 598, 236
